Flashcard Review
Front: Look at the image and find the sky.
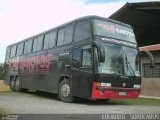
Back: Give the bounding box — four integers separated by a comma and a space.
0, 0, 159, 63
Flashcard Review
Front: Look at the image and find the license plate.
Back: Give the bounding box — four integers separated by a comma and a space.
119, 92, 126, 96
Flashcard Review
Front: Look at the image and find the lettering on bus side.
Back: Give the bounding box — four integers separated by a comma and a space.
96, 23, 135, 38
7, 60, 19, 72
7, 53, 53, 74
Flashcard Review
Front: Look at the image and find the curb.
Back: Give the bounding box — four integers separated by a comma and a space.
139, 95, 160, 100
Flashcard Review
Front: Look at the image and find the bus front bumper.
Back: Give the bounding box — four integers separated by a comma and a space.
91, 82, 141, 100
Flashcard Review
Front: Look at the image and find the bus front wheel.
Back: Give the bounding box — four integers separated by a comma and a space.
58, 79, 74, 103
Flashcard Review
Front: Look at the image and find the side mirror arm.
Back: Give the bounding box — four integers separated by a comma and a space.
92, 42, 105, 62
140, 51, 155, 68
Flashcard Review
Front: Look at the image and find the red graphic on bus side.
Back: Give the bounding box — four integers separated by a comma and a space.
97, 23, 115, 33
7, 53, 53, 74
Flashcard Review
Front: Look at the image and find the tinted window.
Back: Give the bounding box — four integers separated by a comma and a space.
57, 28, 65, 46
64, 24, 74, 45
6, 47, 11, 60
49, 31, 56, 48
43, 33, 50, 49
24, 41, 28, 54
24, 39, 33, 54
82, 49, 92, 67
17, 42, 24, 55
33, 38, 38, 52
72, 48, 81, 69
93, 19, 136, 43
37, 35, 44, 51
10, 45, 17, 57
74, 21, 90, 41
27, 39, 33, 53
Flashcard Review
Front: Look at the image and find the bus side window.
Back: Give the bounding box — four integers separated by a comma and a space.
57, 28, 65, 46
64, 24, 74, 45
44, 33, 50, 49
74, 21, 90, 42
81, 48, 92, 71
5, 47, 11, 60
24, 41, 28, 54
37, 35, 44, 51
17, 42, 24, 56
72, 48, 81, 69
57, 24, 74, 46
49, 31, 56, 48
10, 45, 17, 57
27, 39, 33, 53
24, 39, 33, 54
33, 38, 38, 52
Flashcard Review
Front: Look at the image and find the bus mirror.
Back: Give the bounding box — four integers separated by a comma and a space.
140, 51, 155, 68
99, 44, 105, 62
93, 42, 105, 62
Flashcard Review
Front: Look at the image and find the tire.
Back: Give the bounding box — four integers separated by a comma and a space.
58, 79, 74, 103
15, 77, 21, 92
10, 78, 15, 91
21, 88, 28, 92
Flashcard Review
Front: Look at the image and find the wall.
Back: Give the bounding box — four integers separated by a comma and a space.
140, 51, 160, 97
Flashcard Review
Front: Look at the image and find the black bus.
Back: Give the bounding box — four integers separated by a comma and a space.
4, 16, 153, 102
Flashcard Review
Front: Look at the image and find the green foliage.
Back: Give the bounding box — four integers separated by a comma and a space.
111, 98, 160, 106
0, 63, 4, 80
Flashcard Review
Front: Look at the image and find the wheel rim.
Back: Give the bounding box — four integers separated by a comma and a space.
61, 84, 70, 98
15, 80, 19, 90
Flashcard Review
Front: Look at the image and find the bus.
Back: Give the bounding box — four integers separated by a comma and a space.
4, 16, 154, 102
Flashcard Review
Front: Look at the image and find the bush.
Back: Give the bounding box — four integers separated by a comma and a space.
0, 63, 4, 80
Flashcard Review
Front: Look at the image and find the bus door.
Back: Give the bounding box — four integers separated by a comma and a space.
72, 45, 93, 98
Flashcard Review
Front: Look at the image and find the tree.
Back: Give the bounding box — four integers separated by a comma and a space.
0, 63, 4, 80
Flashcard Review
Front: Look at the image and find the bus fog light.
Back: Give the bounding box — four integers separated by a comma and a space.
134, 84, 141, 88
101, 83, 111, 87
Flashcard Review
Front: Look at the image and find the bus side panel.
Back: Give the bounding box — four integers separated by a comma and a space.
19, 55, 27, 89
19, 47, 66, 94
47, 47, 66, 93
27, 50, 46, 91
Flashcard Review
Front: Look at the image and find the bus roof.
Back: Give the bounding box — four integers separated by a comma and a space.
7, 15, 132, 47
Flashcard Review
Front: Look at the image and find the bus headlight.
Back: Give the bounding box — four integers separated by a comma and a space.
134, 84, 141, 88
101, 83, 111, 87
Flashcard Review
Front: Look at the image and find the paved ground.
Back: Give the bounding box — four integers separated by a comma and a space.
0, 81, 10, 92
0, 91, 160, 114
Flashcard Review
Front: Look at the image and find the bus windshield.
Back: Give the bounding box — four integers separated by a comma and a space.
95, 43, 140, 77
96, 43, 123, 75
93, 19, 136, 43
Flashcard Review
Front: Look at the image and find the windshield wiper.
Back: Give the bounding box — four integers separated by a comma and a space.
125, 55, 135, 77
126, 61, 135, 77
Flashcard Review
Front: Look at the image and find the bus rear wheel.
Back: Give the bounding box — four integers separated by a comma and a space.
10, 78, 15, 91
58, 79, 74, 103
15, 77, 21, 92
